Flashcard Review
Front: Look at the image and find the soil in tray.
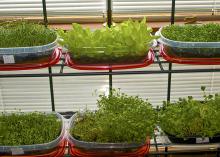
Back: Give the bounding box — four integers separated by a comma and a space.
0, 49, 54, 64
70, 53, 147, 65
166, 132, 220, 144
163, 45, 220, 58
0, 145, 59, 156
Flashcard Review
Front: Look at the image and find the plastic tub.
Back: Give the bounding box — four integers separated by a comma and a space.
65, 48, 155, 70
158, 27, 220, 59
0, 112, 66, 156
164, 131, 220, 144
69, 47, 148, 65
0, 39, 57, 64
160, 45, 220, 65
68, 114, 150, 157
0, 47, 62, 71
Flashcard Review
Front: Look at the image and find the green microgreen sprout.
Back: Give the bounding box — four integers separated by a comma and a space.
161, 23, 220, 42
71, 89, 156, 144
0, 21, 56, 48
159, 87, 220, 138
0, 112, 61, 146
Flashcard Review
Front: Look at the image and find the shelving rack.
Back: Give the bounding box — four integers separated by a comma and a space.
1, 0, 220, 156
1, 50, 220, 157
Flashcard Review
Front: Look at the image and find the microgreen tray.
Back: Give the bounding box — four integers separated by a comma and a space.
65, 48, 155, 70
160, 45, 220, 65
0, 112, 65, 156
68, 113, 150, 157
164, 131, 220, 144
158, 26, 220, 63
0, 48, 61, 71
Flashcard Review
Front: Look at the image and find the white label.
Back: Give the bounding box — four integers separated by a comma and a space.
196, 137, 209, 144
3, 55, 15, 64
11, 148, 24, 155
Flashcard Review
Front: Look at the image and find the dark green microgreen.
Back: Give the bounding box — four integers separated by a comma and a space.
161, 23, 220, 42
0, 21, 56, 48
0, 112, 61, 146
159, 88, 220, 138
71, 89, 156, 144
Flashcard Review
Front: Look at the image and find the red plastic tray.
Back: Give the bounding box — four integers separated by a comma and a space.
65, 49, 155, 70
160, 44, 220, 65
69, 138, 150, 157
0, 48, 62, 71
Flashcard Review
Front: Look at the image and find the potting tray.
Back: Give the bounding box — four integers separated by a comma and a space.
0, 47, 62, 71
0, 112, 66, 156
152, 133, 220, 156
68, 114, 150, 157
160, 45, 220, 65
158, 27, 220, 64
163, 131, 220, 144
65, 48, 155, 70
0, 39, 57, 63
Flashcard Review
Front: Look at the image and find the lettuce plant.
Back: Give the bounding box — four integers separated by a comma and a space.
58, 18, 157, 64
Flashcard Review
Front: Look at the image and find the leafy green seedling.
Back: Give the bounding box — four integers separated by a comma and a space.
159, 88, 220, 138
58, 18, 158, 63
71, 89, 156, 144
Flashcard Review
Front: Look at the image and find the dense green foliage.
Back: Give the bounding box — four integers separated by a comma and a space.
58, 18, 157, 62
161, 23, 220, 42
0, 112, 61, 145
0, 21, 56, 48
159, 87, 220, 138
71, 90, 156, 143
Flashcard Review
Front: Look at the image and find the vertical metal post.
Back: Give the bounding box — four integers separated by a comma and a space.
167, 63, 172, 102
107, 0, 112, 27
165, 146, 168, 157
109, 69, 113, 94
107, 0, 113, 94
42, 0, 48, 27
48, 67, 55, 111
42, 0, 54, 111
167, 0, 175, 102
171, 0, 176, 25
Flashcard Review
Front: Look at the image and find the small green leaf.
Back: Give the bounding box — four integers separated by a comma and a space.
201, 86, 206, 91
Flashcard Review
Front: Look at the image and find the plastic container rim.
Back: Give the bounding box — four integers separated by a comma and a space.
68, 113, 146, 150
0, 112, 65, 152
0, 38, 57, 54
158, 26, 220, 48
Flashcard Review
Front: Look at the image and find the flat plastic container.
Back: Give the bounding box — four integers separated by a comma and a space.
160, 45, 220, 65
0, 39, 57, 64
68, 114, 150, 157
69, 47, 149, 64
0, 47, 62, 71
164, 131, 220, 144
158, 27, 220, 61
65, 49, 155, 70
0, 112, 66, 156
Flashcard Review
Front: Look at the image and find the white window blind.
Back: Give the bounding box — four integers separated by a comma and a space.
0, 0, 219, 19
0, 64, 220, 112
0, 0, 105, 17
112, 0, 219, 14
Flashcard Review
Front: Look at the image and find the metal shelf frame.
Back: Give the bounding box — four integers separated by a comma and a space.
1, 0, 220, 156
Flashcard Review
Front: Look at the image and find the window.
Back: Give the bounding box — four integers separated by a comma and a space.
0, 0, 219, 23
